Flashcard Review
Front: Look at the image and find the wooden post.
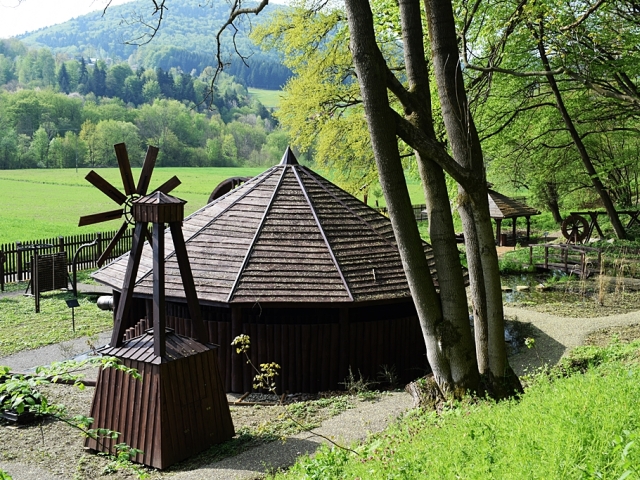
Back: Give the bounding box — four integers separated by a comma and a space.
153, 222, 166, 358
512, 217, 517, 245
495, 219, 502, 246
58, 236, 64, 253
110, 222, 147, 347
33, 249, 40, 313
598, 250, 602, 273
529, 246, 533, 266
169, 222, 207, 344
526, 216, 531, 243
231, 306, 243, 393
96, 232, 103, 263
16, 241, 22, 282
0, 251, 4, 292
544, 245, 549, 270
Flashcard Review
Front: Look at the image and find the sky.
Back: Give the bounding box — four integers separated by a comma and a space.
0, 0, 135, 39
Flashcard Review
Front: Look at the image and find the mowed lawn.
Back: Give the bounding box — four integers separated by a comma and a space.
0, 166, 426, 245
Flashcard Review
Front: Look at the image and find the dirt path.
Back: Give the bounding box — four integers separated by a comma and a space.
505, 306, 640, 375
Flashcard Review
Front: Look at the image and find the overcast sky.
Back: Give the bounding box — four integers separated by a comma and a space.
0, 0, 135, 39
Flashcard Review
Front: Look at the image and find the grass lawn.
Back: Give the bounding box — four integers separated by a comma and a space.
0, 290, 112, 357
277, 340, 640, 479
0, 167, 265, 244
0, 167, 426, 244
248, 88, 284, 108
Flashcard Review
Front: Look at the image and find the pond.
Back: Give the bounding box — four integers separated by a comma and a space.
501, 271, 640, 318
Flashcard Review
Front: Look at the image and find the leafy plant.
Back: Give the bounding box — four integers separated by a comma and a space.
231, 335, 359, 455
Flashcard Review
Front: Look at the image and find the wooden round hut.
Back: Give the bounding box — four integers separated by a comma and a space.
93, 148, 445, 393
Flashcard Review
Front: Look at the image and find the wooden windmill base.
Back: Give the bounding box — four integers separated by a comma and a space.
85, 330, 235, 469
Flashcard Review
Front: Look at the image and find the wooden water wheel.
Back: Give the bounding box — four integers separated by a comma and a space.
561, 214, 589, 243
207, 176, 251, 203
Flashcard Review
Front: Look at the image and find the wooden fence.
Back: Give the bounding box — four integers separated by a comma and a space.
528, 243, 602, 277
0, 228, 135, 286
376, 204, 428, 221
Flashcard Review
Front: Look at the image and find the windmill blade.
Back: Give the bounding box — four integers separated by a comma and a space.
85, 170, 127, 205
114, 143, 136, 196
78, 209, 123, 227
153, 176, 181, 195
96, 221, 128, 267
137, 145, 159, 196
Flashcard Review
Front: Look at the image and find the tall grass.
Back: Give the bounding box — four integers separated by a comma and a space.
276, 341, 640, 479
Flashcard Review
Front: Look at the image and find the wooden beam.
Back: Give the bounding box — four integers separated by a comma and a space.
153, 222, 166, 358
169, 222, 207, 344
111, 221, 147, 347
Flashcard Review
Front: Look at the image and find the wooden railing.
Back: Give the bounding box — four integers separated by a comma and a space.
528, 244, 602, 277
0, 228, 135, 287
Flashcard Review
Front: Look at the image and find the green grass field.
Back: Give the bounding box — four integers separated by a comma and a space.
0, 167, 426, 245
248, 88, 284, 108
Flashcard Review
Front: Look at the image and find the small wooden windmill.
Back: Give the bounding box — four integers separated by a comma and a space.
83, 144, 234, 469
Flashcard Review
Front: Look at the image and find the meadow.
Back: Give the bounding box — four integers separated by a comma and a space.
247, 87, 284, 108
0, 167, 426, 245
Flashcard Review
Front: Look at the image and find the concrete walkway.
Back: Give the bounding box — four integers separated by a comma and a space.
505, 306, 640, 375
169, 392, 412, 480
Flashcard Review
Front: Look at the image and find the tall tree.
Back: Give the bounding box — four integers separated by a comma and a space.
57, 63, 70, 94
106, 0, 522, 397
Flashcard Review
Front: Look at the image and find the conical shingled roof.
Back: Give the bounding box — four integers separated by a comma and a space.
92, 148, 438, 304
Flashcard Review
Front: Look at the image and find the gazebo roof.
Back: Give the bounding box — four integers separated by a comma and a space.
488, 189, 540, 220
93, 148, 441, 305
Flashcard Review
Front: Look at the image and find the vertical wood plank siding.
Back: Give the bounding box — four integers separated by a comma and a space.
161, 301, 427, 393
86, 335, 234, 469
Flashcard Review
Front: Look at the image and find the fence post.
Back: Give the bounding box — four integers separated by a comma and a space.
16, 241, 22, 282
544, 245, 548, 270
58, 236, 65, 253
96, 232, 103, 263
0, 250, 4, 292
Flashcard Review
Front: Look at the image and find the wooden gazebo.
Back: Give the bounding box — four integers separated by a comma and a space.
93, 148, 448, 393
488, 189, 540, 246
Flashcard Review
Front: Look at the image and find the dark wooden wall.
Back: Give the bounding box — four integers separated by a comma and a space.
160, 301, 428, 394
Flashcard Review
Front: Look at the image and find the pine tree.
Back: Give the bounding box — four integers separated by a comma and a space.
57, 63, 70, 93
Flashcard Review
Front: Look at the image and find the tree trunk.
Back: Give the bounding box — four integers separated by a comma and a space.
424, 0, 522, 396
543, 182, 563, 225
536, 37, 626, 240
344, 0, 482, 394
398, 0, 479, 390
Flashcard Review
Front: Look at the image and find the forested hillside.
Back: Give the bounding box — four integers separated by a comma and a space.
0, 37, 289, 170
17, 0, 291, 90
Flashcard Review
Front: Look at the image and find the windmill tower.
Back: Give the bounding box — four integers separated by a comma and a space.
82, 144, 234, 469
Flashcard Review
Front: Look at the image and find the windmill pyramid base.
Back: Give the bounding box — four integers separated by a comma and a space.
85, 330, 235, 469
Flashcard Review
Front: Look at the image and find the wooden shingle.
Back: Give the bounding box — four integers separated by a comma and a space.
93, 148, 446, 304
